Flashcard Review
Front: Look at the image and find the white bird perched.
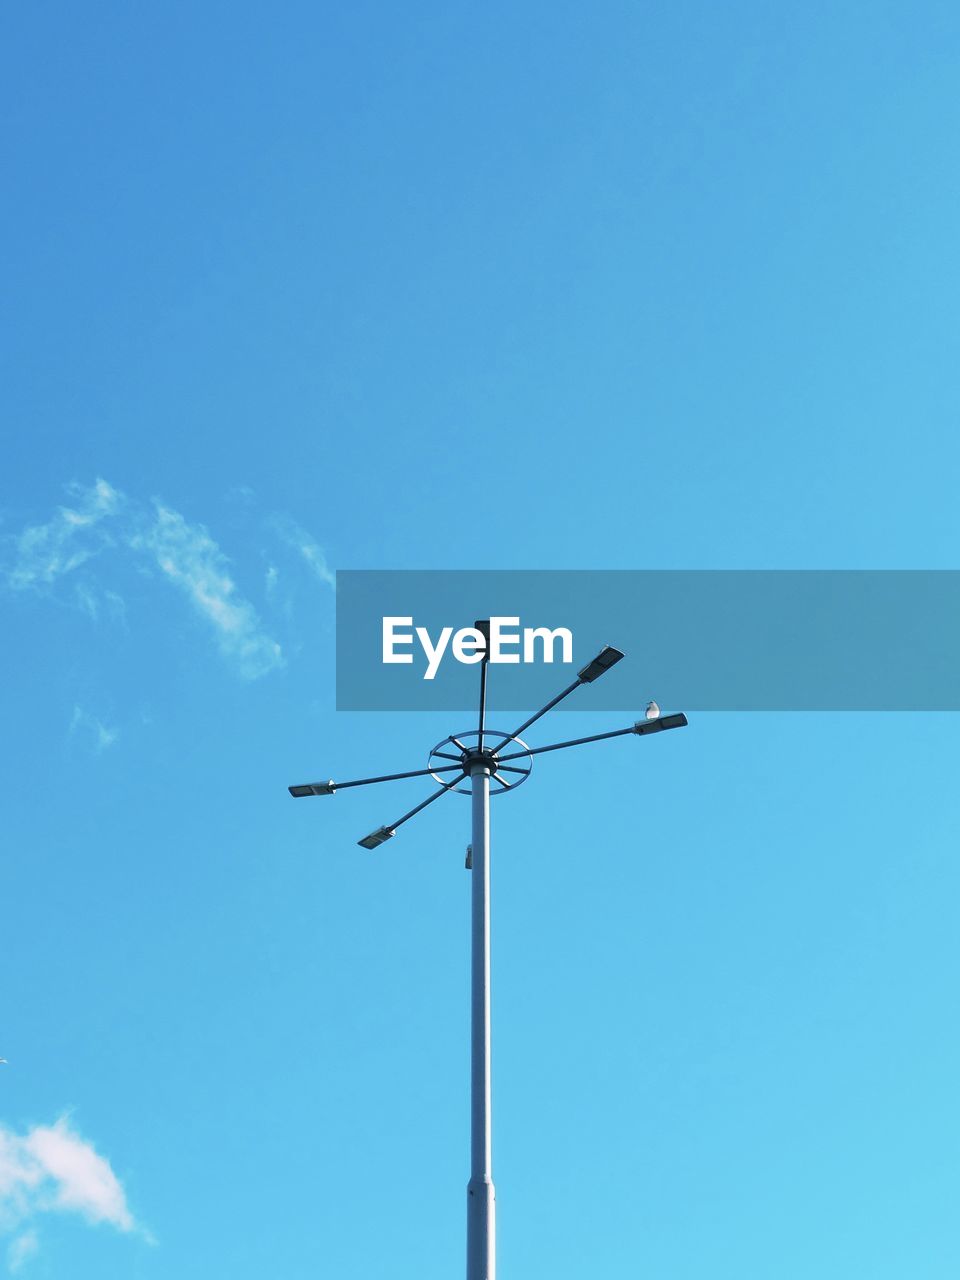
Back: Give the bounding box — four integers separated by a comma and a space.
644, 700, 661, 720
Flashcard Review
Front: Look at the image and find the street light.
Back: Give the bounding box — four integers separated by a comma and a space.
289, 780, 336, 797
577, 643, 625, 683
288, 628, 688, 1280
357, 825, 394, 849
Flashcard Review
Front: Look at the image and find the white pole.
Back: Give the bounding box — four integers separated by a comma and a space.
467, 759, 495, 1279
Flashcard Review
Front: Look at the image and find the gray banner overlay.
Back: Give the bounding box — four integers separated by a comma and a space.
335, 570, 960, 711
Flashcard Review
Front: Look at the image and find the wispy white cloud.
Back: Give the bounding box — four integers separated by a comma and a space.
269, 515, 335, 590
69, 706, 119, 754
22, 1121, 133, 1230
74, 583, 101, 620
133, 504, 283, 680
0, 1117, 141, 1263
6, 480, 121, 591
224, 484, 256, 506
2, 480, 298, 681
7, 1229, 38, 1273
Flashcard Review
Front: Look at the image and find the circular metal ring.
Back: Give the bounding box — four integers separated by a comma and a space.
428, 729, 533, 796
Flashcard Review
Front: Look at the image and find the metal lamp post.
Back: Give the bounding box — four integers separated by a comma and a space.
289, 624, 688, 1279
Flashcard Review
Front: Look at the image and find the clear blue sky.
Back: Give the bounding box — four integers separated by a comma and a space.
2, 3, 960, 1276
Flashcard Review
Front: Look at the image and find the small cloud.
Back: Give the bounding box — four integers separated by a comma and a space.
0, 1117, 141, 1260
22, 1121, 132, 1231
5, 480, 331, 681
7, 1230, 38, 1273
74, 583, 100, 620
133, 504, 282, 680
224, 484, 256, 506
72, 583, 126, 625
269, 515, 335, 590
102, 589, 127, 625
69, 706, 119, 754
4, 479, 122, 592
